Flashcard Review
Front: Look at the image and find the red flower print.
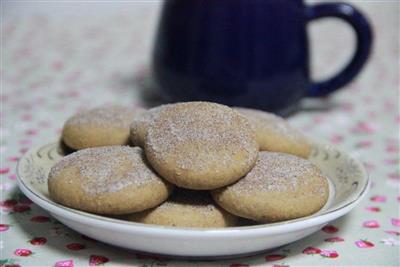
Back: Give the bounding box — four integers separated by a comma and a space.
388, 173, 400, 180
386, 144, 399, 153
384, 230, 400, 236
19, 148, 29, 154
4, 264, 22, 267
29, 237, 47, 245
0, 224, 10, 231
265, 254, 286, 261
324, 236, 344, 242
355, 140, 372, 148
272, 265, 289, 267
30, 215, 51, 222
370, 195, 386, 202
12, 205, 31, 213
363, 220, 380, 228
0, 167, 10, 174
55, 259, 74, 267
384, 159, 398, 165
89, 255, 109, 266
391, 218, 400, 227
351, 121, 376, 134
302, 247, 321, 255
0, 199, 17, 210
339, 102, 353, 111
38, 121, 51, 128
365, 206, 381, 212
19, 139, 32, 145
363, 162, 375, 172
322, 225, 338, 233
383, 100, 395, 111
330, 134, 343, 144
52, 61, 64, 71
355, 240, 374, 248
14, 248, 33, 256
230, 264, 249, 267
25, 129, 38, 136
320, 249, 339, 258
7, 156, 19, 162
312, 116, 324, 123
66, 243, 86, 250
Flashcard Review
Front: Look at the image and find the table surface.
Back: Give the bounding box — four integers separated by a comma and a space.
2, 1, 399, 266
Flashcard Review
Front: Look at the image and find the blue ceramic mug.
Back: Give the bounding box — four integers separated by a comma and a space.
152, 0, 373, 114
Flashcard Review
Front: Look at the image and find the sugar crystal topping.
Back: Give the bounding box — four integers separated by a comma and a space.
49, 146, 163, 195
146, 102, 258, 170
130, 104, 171, 144
67, 105, 136, 128
234, 107, 306, 142
131, 104, 171, 127
229, 152, 323, 194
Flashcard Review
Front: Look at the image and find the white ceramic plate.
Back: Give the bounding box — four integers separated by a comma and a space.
17, 141, 369, 258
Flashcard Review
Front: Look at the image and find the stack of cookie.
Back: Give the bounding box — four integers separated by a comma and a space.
48, 102, 329, 228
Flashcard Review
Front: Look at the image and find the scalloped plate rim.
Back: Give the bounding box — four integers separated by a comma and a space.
16, 141, 370, 234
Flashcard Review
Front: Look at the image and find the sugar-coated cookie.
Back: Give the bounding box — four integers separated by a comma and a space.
62, 105, 141, 150
145, 102, 259, 190
48, 146, 173, 215
130, 104, 170, 148
234, 107, 311, 158
212, 152, 329, 222
125, 189, 238, 228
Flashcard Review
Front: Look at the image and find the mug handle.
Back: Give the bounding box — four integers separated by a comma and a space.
305, 3, 373, 97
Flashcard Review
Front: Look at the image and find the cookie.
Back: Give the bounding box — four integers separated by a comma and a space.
48, 146, 173, 215
145, 102, 259, 190
62, 105, 141, 150
212, 152, 329, 222
125, 189, 238, 228
130, 104, 170, 148
234, 107, 311, 158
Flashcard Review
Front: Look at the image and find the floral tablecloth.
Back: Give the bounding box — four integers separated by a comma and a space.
1, 1, 399, 266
